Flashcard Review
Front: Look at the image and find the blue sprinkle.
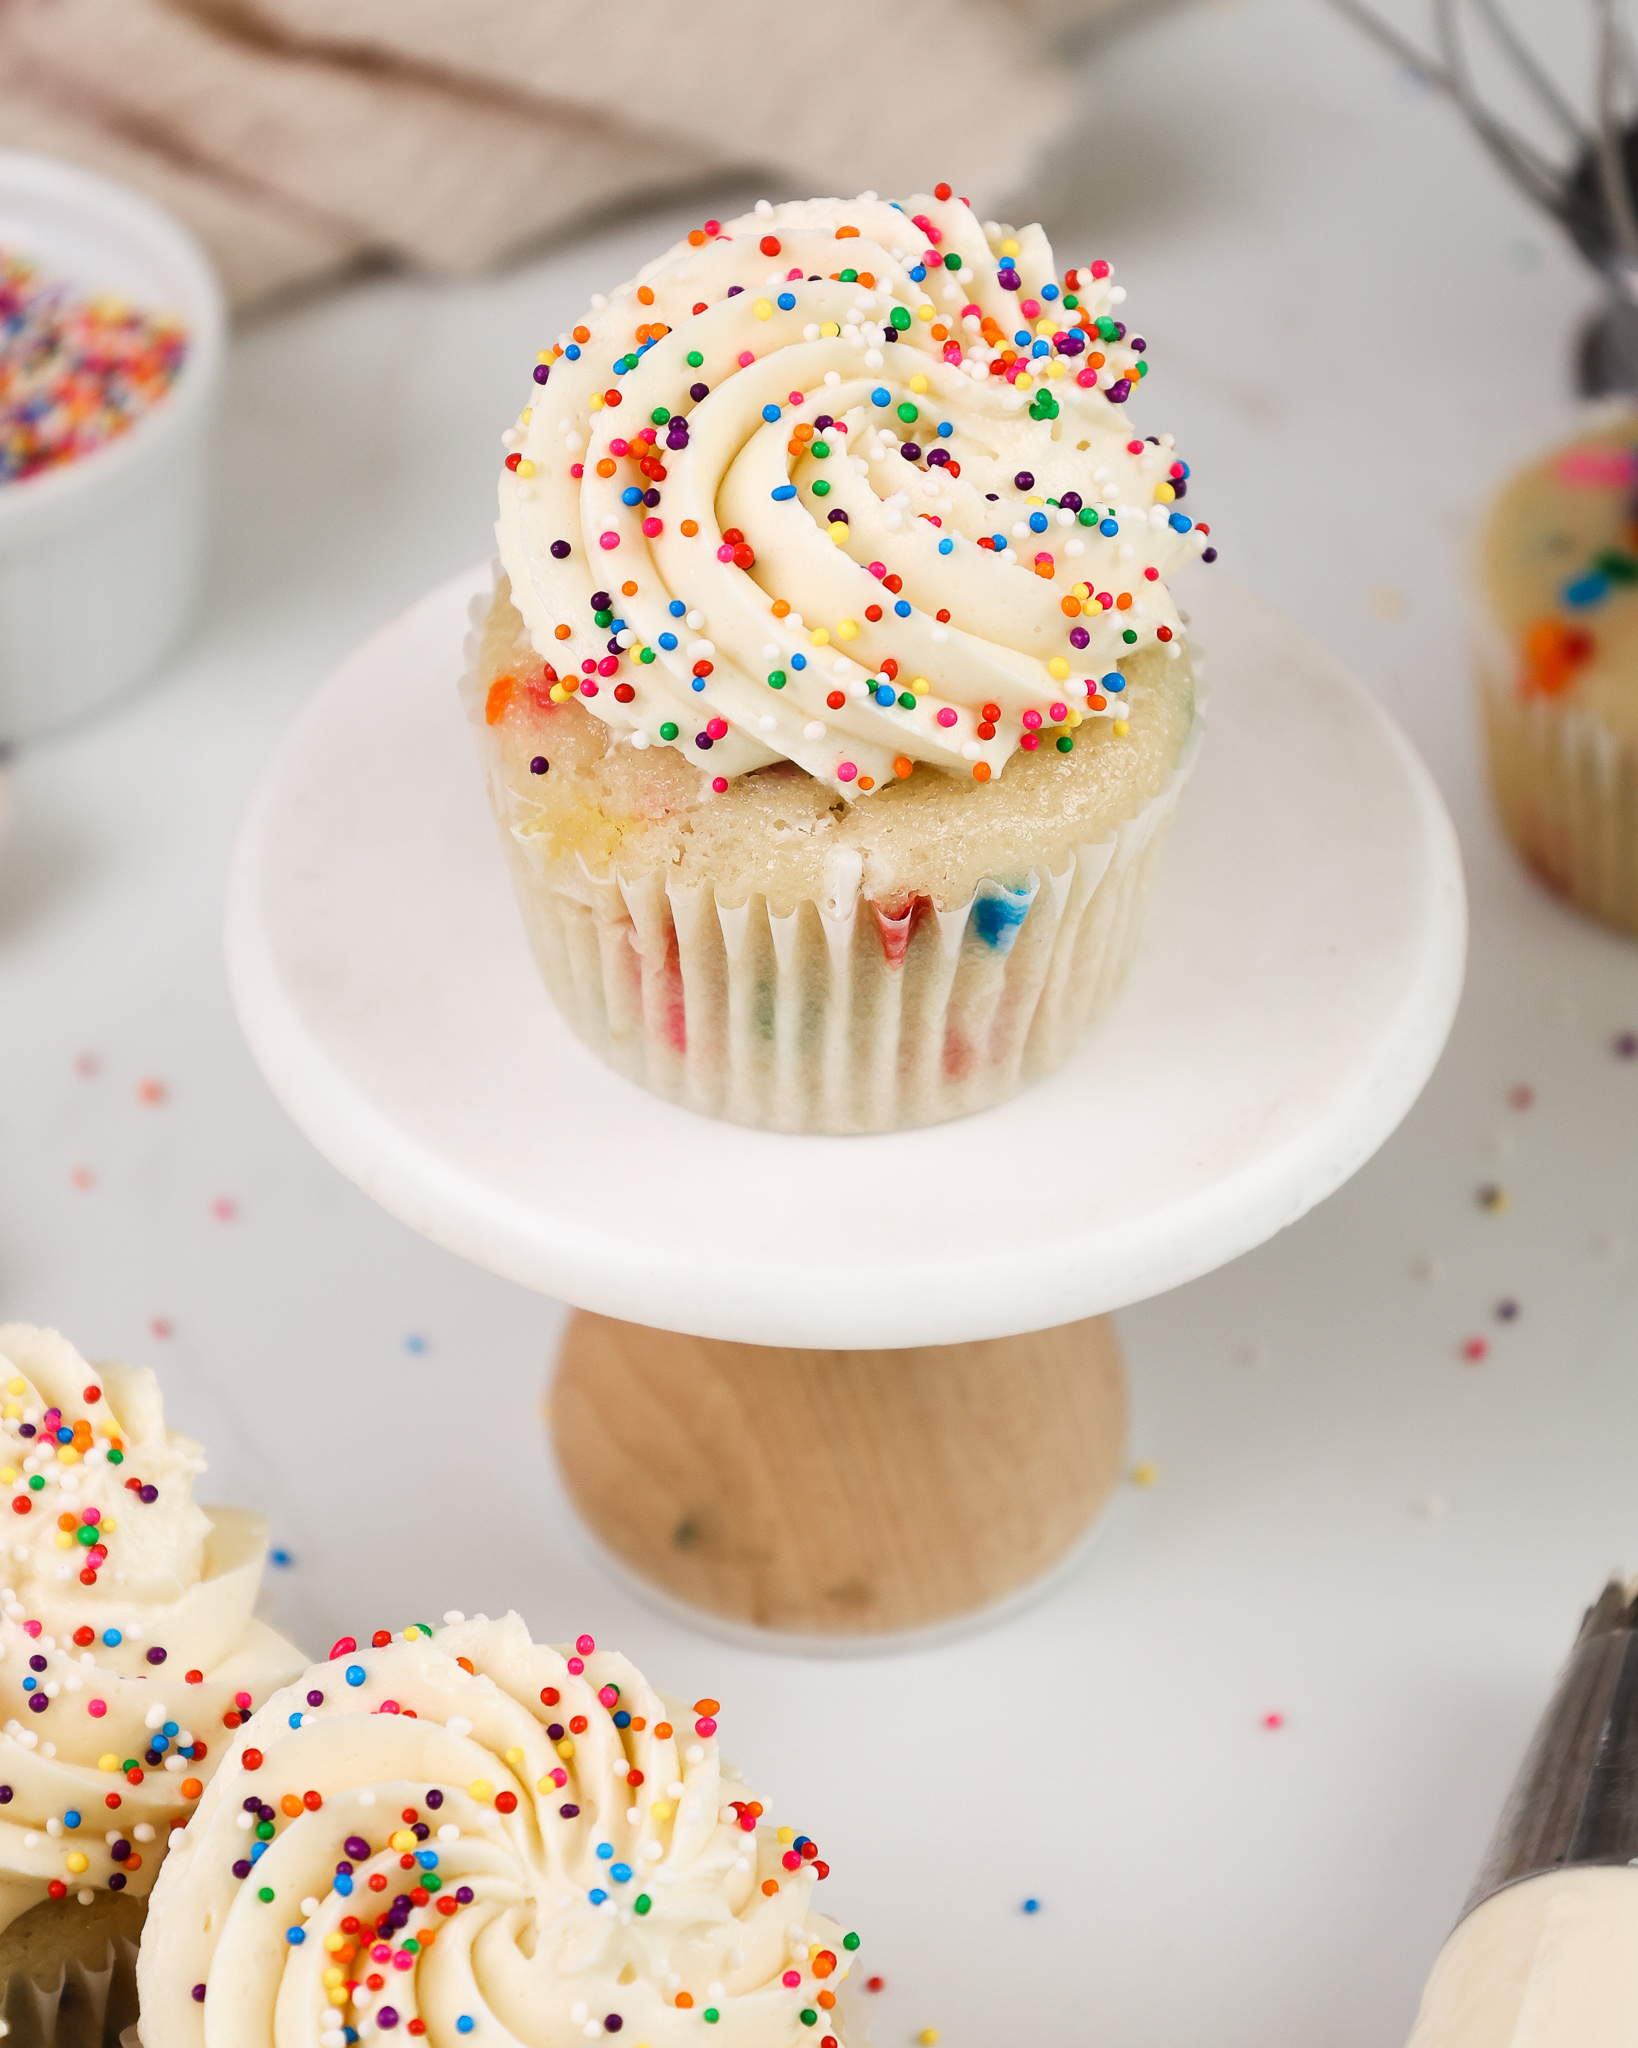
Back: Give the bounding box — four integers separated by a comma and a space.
1041, 284, 1059, 300
63, 1810, 80, 1829
1102, 671, 1126, 694
1565, 572, 1609, 607
621, 487, 643, 506
1031, 340, 1049, 358
771, 484, 797, 501
668, 599, 686, 617
564, 344, 581, 360
102, 1630, 121, 1648
250, 1840, 267, 1863
417, 1850, 438, 1869
163, 1722, 178, 1737
402, 1334, 425, 1355
777, 291, 796, 310
612, 359, 627, 376
596, 1842, 614, 1860
1028, 511, 1048, 533
1175, 460, 1189, 478
658, 631, 678, 650
1013, 330, 1031, 347
909, 264, 927, 282
611, 618, 626, 634
613, 1711, 631, 1728
335, 1873, 353, 1896
938, 537, 953, 554
270, 1548, 294, 1566
1099, 517, 1119, 537
937, 420, 954, 437
1168, 511, 1193, 533
992, 535, 1007, 551
20, 1679, 32, 1693
791, 652, 807, 670
894, 599, 911, 617
288, 1712, 304, 1729
588, 1887, 608, 1905
875, 684, 895, 706
287, 1927, 305, 1945
610, 1862, 633, 1882
762, 403, 782, 422
871, 386, 891, 406
691, 677, 706, 692
345, 1665, 366, 1687
1023, 1897, 1041, 1914
456, 2023, 474, 2037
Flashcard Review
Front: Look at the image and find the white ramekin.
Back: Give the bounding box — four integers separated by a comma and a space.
0, 151, 225, 742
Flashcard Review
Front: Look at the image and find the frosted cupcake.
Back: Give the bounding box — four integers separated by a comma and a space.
135, 1614, 863, 2046
468, 188, 1215, 1133
1478, 417, 1638, 932
0, 1326, 305, 2048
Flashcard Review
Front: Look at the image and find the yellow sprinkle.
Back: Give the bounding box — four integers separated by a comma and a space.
820, 321, 840, 338
324, 1965, 346, 1986
1047, 359, 1067, 378
755, 298, 773, 320
57, 1447, 77, 1466
556, 1738, 575, 1760
0, 1470, 13, 1486
589, 393, 604, 411
6, 1379, 23, 1396
520, 407, 532, 425
98, 1755, 118, 1773
1026, 494, 1044, 506
536, 1776, 556, 1794
920, 2033, 941, 2045
100, 1519, 114, 1535
65, 1852, 88, 1873
536, 350, 551, 363
1113, 719, 1129, 737
999, 237, 1020, 257
1073, 582, 1091, 599
1065, 706, 1082, 727
830, 525, 847, 545
917, 304, 934, 321
328, 1988, 349, 2008
1153, 482, 1175, 502
324, 1934, 346, 1955
1047, 657, 1070, 680
810, 628, 830, 646
469, 1779, 494, 1802
516, 459, 536, 479
1132, 1462, 1158, 1486
1, 1408, 16, 1422
390, 1829, 416, 1852
911, 676, 929, 693
835, 619, 859, 641
505, 1746, 525, 1766
777, 1826, 795, 1844
1035, 320, 1056, 339
549, 684, 569, 703
908, 373, 929, 393
54, 1532, 71, 1550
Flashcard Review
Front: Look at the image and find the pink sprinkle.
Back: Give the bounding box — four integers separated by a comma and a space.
738, 350, 755, 367
1461, 1336, 1489, 1362
581, 658, 598, 674
378, 1699, 401, 1715
1076, 367, 1098, 388
711, 776, 727, 793
1020, 298, 1040, 318
962, 304, 981, 320
598, 1685, 619, 1707
835, 762, 857, 782
641, 517, 662, 537
788, 389, 804, 405
1262, 1711, 1284, 1730
550, 1767, 567, 1788
88, 1698, 106, 1717
580, 681, 600, 697
570, 463, 584, 479
576, 1633, 595, 1654
567, 1657, 584, 1676
23, 1621, 40, 1639
1020, 733, 1040, 751
74, 1052, 100, 1078
393, 1952, 414, 1971
936, 707, 958, 728
706, 717, 728, 740
235, 1690, 252, 1710
637, 427, 657, 444
608, 437, 629, 456
868, 561, 887, 579
151, 1318, 172, 1346
1049, 701, 1067, 721
695, 1715, 718, 1736
1022, 709, 1042, 730
786, 268, 803, 281
598, 531, 620, 551
211, 1196, 237, 1221
717, 543, 735, 563
81, 1507, 100, 1525
597, 656, 618, 676
1090, 259, 1110, 278
783, 1971, 802, 1989
1556, 446, 1637, 488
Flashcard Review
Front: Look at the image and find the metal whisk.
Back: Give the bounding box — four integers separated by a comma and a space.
1329, 0, 1638, 393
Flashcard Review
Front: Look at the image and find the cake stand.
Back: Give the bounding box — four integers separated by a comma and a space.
224, 564, 1466, 1645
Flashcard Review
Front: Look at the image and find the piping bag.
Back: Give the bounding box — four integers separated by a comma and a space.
1408, 1579, 1638, 2045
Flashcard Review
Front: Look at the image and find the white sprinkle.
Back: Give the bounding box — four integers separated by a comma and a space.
685, 610, 704, 629
301, 1895, 321, 1916
864, 350, 884, 369
1066, 539, 1085, 557
930, 626, 948, 643
962, 741, 981, 760
133, 1823, 154, 1843
758, 715, 777, 732
358, 1791, 375, 1807
235, 1811, 254, 1832
803, 721, 826, 740
447, 1717, 473, 1736
762, 642, 780, 659
572, 2003, 589, 2025
630, 731, 651, 750
824, 371, 841, 386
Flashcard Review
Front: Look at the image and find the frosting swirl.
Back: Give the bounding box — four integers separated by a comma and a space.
497, 189, 1213, 798
136, 1615, 862, 2047
0, 1325, 304, 1931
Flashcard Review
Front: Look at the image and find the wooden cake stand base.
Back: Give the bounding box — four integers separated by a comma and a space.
551, 1311, 1126, 1638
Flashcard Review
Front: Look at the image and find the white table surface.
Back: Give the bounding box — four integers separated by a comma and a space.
0, 2, 1630, 2041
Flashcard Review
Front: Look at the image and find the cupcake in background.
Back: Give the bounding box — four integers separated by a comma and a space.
136, 1614, 862, 2046
471, 189, 1211, 1133
0, 1325, 305, 2048
1477, 417, 1638, 932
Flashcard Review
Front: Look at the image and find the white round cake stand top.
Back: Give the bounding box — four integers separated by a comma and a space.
225, 564, 1465, 1350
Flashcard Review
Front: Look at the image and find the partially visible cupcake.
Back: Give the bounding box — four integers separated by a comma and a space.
135, 1613, 864, 2046
1477, 417, 1638, 931
469, 188, 1214, 1132
0, 1326, 305, 2048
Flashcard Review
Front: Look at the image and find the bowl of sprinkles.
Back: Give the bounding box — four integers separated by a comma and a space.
0, 151, 223, 742
469, 188, 1213, 1134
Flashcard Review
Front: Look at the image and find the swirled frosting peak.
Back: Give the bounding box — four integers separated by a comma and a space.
137, 1615, 863, 2047
0, 1325, 305, 1930
497, 188, 1215, 799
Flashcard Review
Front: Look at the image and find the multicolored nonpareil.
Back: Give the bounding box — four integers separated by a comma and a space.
496, 188, 1214, 799
135, 1617, 861, 2046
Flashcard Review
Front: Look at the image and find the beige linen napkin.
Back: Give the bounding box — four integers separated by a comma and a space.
0, 0, 1135, 306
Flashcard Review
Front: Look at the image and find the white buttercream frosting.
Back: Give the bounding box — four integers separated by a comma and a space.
496, 190, 1211, 797
137, 1615, 862, 2047
0, 1325, 304, 1931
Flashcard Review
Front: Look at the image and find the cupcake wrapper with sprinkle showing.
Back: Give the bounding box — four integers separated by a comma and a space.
462, 597, 1203, 1134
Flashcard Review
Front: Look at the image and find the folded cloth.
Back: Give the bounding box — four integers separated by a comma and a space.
0, 0, 1136, 307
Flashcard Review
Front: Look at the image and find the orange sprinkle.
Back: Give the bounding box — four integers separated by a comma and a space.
484, 677, 515, 725
1034, 560, 1055, 579
630, 1716, 647, 1731
1089, 351, 1106, 370
181, 1778, 202, 1800
930, 323, 948, 341
554, 623, 571, 640
596, 458, 617, 478
1060, 596, 1081, 616
761, 1879, 780, 1896
893, 755, 913, 779
817, 1991, 836, 2009
675, 1993, 695, 2009
280, 1794, 303, 1817
857, 775, 875, 791
694, 1698, 720, 1715
836, 226, 860, 239
688, 229, 707, 247
972, 761, 991, 782
793, 422, 814, 441
621, 580, 638, 596
637, 285, 654, 305
573, 325, 590, 344
456, 1656, 476, 1674
857, 271, 876, 286
1116, 592, 1132, 610
655, 1720, 673, 1739
680, 521, 699, 538
771, 599, 791, 618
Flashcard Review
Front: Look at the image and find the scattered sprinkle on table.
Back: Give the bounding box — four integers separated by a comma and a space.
1261, 1711, 1285, 1730
1021, 1897, 1041, 1914
1507, 1082, 1535, 1109
1461, 1336, 1489, 1362
210, 1196, 238, 1221
1130, 1462, 1157, 1487
1477, 1184, 1509, 1214
1614, 1030, 1638, 1060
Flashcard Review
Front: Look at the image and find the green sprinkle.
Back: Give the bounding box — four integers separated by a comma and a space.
75, 1525, 96, 1546
1077, 507, 1097, 526
402, 1938, 420, 1952
812, 479, 831, 497
704, 2010, 720, 2025
1063, 294, 1079, 309
106, 1449, 122, 1466
27, 1476, 43, 1492
423, 1874, 441, 1892
897, 691, 916, 710
810, 440, 829, 458
255, 1820, 274, 1840
686, 350, 703, 368
767, 671, 787, 689
639, 647, 656, 664
650, 406, 671, 425
121, 1760, 138, 1773
1136, 360, 1148, 377
896, 402, 918, 424
1056, 734, 1074, 753
258, 1887, 275, 1904
634, 1894, 652, 1915
1122, 628, 1138, 644
659, 721, 679, 741
799, 2012, 818, 2028
843, 1933, 860, 1951
1096, 316, 1118, 342
890, 306, 911, 331
595, 608, 613, 627
839, 267, 858, 283
943, 252, 962, 270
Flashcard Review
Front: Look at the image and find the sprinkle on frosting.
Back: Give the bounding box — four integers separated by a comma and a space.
496, 189, 1214, 800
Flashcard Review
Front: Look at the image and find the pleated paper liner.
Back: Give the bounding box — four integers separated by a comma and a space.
0, 1895, 139, 2048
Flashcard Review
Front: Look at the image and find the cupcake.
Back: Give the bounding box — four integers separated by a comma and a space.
469, 188, 1214, 1133
134, 1614, 864, 2046
0, 1326, 305, 2047
1477, 416, 1638, 931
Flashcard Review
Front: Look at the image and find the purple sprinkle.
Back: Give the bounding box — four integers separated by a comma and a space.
28, 1655, 45, 1673
590, 590, 610, 609
1202, 547, 1218, 563
306, 1690, 324, 1708
17, 1425, 33, 1439
138, 1486, 158, 1505
726, 285, 743, 297
345, 1836, 371, 1860
550, 540, 571, 560
689, 382, 709, 401
694, 733, 713, 750
1106, 378, 1132, 404
1059, 491, 1082, 512
426, 1789, 443, 1808
0, 1787, 12, 1804
28, 1695, 47, 1712
559, 1803, 580, 1819
232, 1859, 251, 1879
899, 443, 920, 461
546, 1724, 564, 1741
111, 1840, 130, 1862
1069, 627, 1090, 649
146, 1647, 166, 1664
243, 1797, 261, 1812
532, 365, 550, 384
377, 2008, 399, 2030
529, 756, 549, 776
1013, 471, 1034, 490
335, 1861, 353, 1877
107, 1871, 126, 1890
605, 2019, 623, 2034
191, 1985, 206, 2003
456, 1887, 474, 1905
1615, 1030, 1638, 1059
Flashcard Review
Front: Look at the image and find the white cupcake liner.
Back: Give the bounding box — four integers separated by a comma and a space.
0, 1934, 137, 2048
464, 597, 1203, 1133
1475, 607, 1638, 935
